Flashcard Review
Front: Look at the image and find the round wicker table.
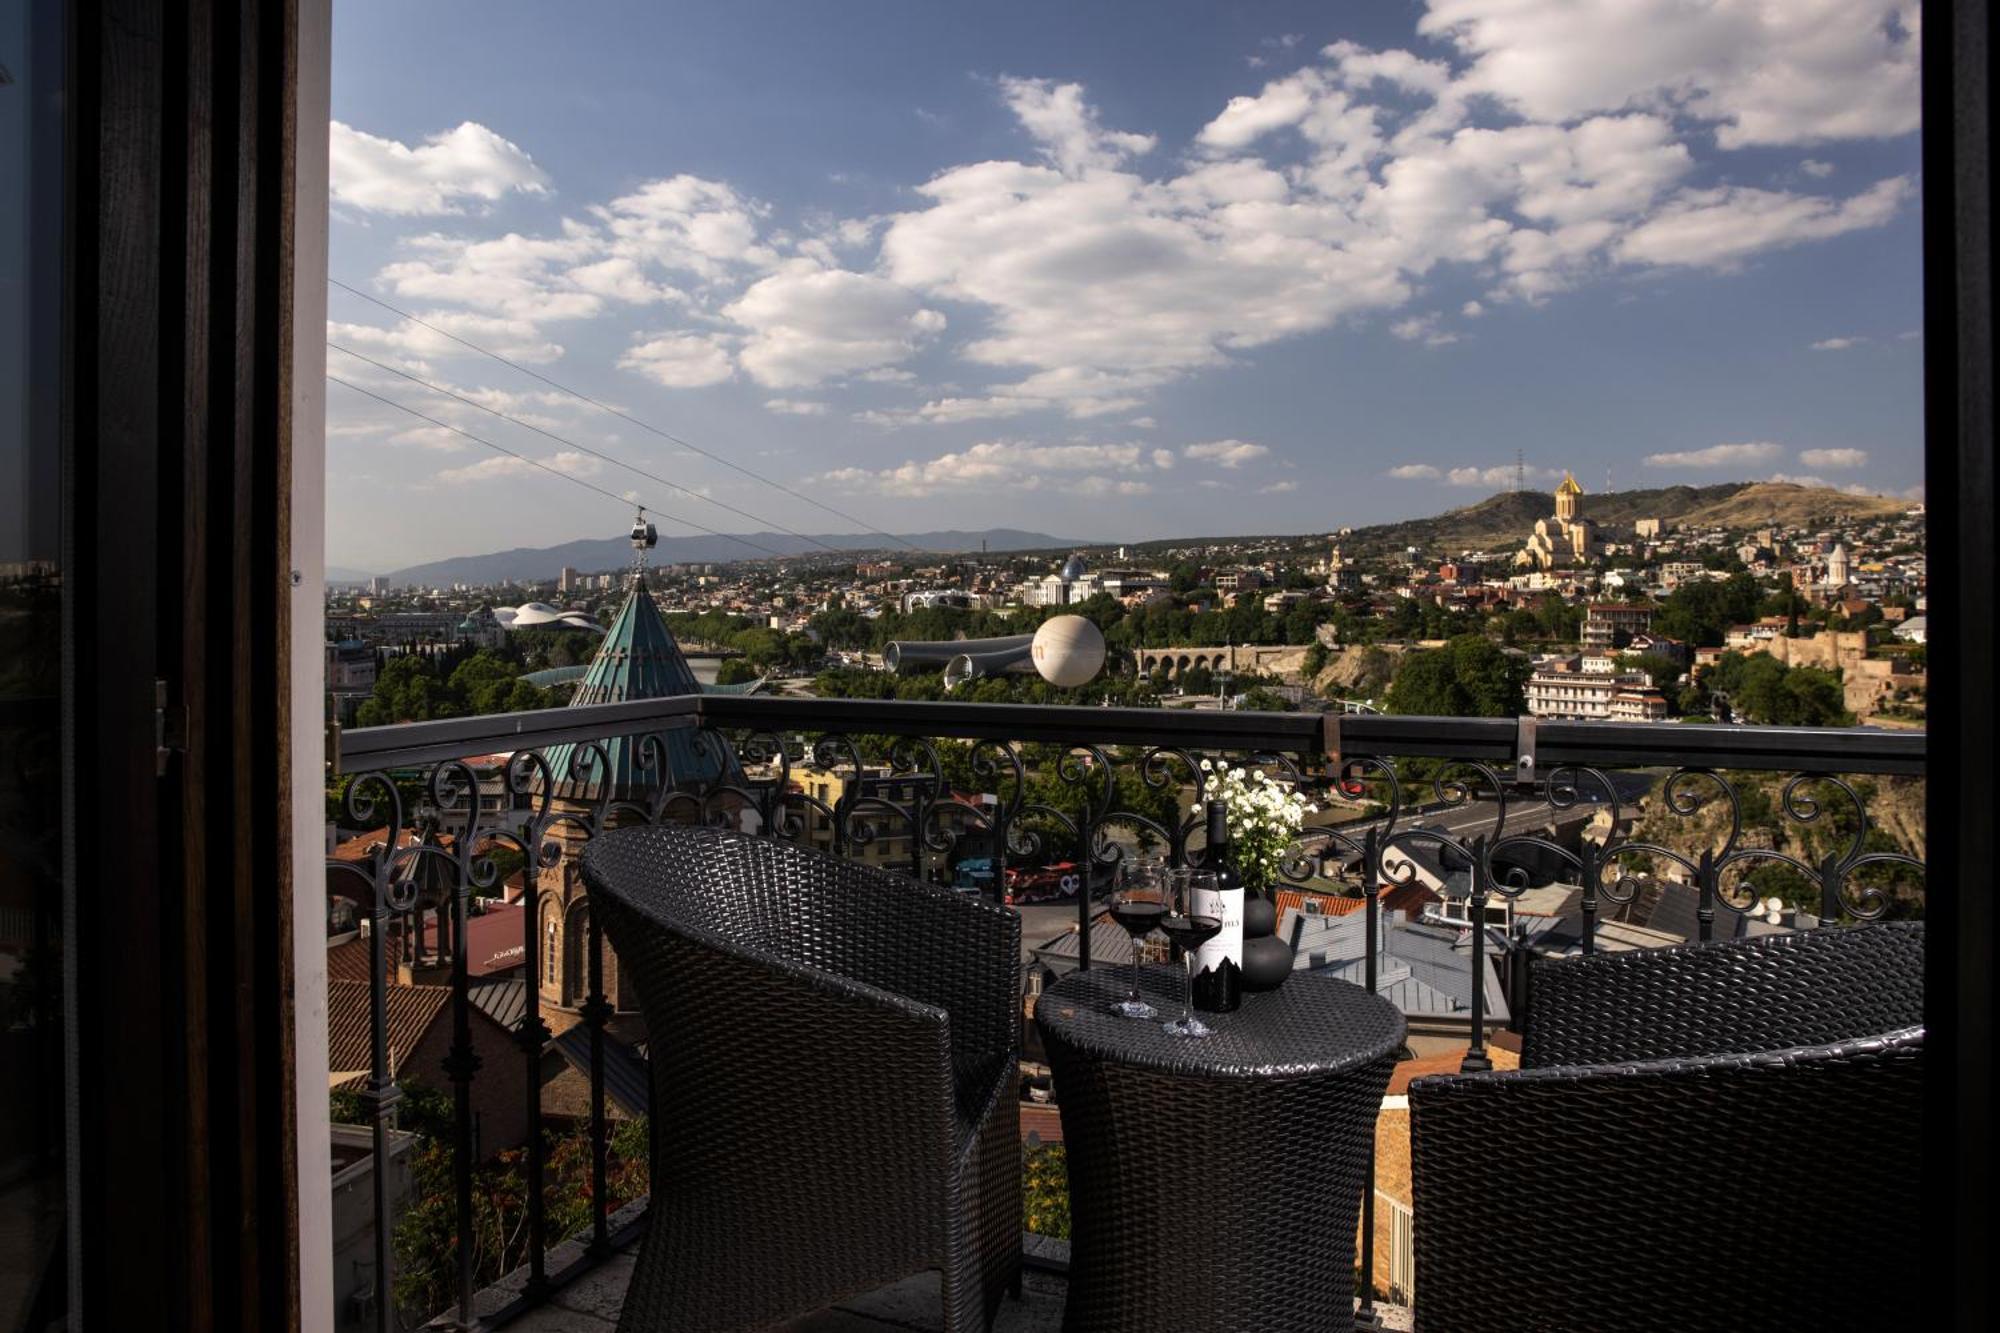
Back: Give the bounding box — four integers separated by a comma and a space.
1036, 964, 1405, 1333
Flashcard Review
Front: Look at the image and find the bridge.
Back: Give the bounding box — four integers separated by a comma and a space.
1132, 643, 1307, 680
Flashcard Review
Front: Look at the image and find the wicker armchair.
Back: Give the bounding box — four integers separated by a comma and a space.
1409, 922, 1924, 1332
579, 824, 1023, 1333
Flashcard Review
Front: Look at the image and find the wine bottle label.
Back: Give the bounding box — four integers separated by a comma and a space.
1191, 886, 1243, 979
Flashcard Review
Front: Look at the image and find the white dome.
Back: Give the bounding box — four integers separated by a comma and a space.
1030, 615, 1106, 688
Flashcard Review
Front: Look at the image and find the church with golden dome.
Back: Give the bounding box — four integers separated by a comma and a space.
1515, 472, 1601, 570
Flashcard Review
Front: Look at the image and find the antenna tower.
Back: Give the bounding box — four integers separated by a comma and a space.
1513, 449, 1525, 494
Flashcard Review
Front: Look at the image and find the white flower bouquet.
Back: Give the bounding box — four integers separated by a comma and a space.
1199, 758, 1316, 893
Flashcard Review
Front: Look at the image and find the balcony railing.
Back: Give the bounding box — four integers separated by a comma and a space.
324, 695, 1925, 1330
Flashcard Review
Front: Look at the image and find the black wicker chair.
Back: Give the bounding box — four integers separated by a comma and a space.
1408, 921, 1924, 1332
579, 824, 1023, 1333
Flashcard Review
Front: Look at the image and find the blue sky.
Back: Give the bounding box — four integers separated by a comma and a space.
326, 0, 1925, 571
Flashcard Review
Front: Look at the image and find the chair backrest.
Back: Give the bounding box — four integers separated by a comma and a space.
580, 822, 987, 1009
1523, 921, 1925, 1069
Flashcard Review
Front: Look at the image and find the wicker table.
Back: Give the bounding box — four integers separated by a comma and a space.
1036, 965, 1405, 1333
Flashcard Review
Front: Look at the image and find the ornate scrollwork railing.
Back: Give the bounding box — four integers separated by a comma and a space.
326, 697, 1924, 1330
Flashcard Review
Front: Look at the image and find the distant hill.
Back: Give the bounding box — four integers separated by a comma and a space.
1339, 481, 1910, 555
384, 528, 1074, 587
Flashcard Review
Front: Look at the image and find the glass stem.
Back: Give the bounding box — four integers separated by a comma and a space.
1131, 946, 1142, 1004
1182, 955, 1195, 1024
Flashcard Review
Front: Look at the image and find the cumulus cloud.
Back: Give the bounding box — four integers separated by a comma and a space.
1618, 176, 1910, 269
331, 121, 549, 215
344, 3, 1920, 429
617, 332, 736, 388
1391, 313, 1461, 346
328, 312, 565, 365
437, 449, 602, 484
1644, 441, 1783, 468
1184, 440, 1271, 468
813, 439, 1168, 497
999, 76, 1157, 174
1799, 447, 1869, 468
1388, 463, 1443, 479
1768, 472, 1878, 495
764, 398, 829, 416
724, 262, 945, 388
1259, 480, 1299, 494
1810, 336, 1865, 350
1418, 0, 1921, 149
1800, 158, 1836, 178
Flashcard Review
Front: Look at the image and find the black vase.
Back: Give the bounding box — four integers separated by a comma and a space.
1239, 888, 1295, 991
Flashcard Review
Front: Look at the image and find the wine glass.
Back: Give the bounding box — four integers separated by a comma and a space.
1159, 869, 1222, 1037
1106, 859, 1167, 1018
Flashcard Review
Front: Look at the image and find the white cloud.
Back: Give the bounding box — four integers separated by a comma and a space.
1388, 463, 1442, 479
1447, 464, 1521, 487
813, 438, 1166, 497
328, 312, 565, 365
724, 262, 945, 388
592, 175, 778, 280
998, 76, 1157, 175
1645, 441, 1784, 468
1129, 416, 1159, 430
1768, 471, 1877, 495
1418, 0, 1921, 149
1810, 336, 1865, 350
1391, 313, 1461, 346
330, 121, 549, 216
616, 332, 736, 388
1461, 300, 1485, 318
1799, 447, 1869, 468
437, 449, 602, 484
1259, 480, 1300, 494
764, 398, 829, 416
1184, 440, 1271, 469
1618, 176, 1911, 269
1800, 158, 1836, 178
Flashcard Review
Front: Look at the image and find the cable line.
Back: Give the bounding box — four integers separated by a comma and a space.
325, 373, 790, 560
328, 276, 921, 550
329, 340, 843, 552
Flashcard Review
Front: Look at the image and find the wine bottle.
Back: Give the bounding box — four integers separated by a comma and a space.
1191, 800, 1243, 1013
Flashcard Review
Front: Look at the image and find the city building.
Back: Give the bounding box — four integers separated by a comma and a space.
1581, 603, 1654, 651
1515, 473, 1601, 570
1525, 653, 1662, 721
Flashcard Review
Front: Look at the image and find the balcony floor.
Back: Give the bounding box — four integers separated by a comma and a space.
497, 1237, 1414, 1332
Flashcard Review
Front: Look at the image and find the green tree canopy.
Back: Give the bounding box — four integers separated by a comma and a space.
1384, 634, 1529, 718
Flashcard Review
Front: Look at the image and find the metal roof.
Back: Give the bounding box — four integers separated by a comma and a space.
541, 577, 741, 798
549, 1025, 651, 1118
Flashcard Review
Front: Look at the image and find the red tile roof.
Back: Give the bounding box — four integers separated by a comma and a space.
325, 978, 450, 1087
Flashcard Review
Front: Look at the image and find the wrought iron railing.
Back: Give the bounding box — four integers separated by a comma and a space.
325, 695, 1925, 1330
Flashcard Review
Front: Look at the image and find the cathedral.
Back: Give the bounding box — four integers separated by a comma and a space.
1515, 472, 1601, 570
535, 568, 743, 1015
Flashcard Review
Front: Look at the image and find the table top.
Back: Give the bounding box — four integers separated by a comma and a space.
1036, 964, 1406, 1081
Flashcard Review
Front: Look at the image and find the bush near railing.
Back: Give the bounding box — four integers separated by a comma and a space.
1023, 1144, 1070, 1241
332, 1084, 648, 1327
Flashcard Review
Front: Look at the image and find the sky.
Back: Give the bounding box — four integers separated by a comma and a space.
325, 0, 1926, 572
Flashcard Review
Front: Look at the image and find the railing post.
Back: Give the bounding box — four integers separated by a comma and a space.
518, 828, 552, 1300
444, 865, 479, 1327
584, 909, 613, 1255
360, 886, 400, 1333
1696, 849, 1717, 943
1818, 850, 1843, 927
1460, 835, 1493, 1074
1355, 824, 1384, 1330
1578, 839, 1598, 956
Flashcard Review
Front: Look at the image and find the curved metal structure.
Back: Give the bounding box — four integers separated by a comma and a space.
884, 634, 1035, 676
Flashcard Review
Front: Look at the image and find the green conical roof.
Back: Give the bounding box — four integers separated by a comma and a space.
543, 577, 739, 799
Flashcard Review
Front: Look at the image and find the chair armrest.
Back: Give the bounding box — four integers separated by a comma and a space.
1408, 1028, 1923, 1330
1520, 921, 1924, 1067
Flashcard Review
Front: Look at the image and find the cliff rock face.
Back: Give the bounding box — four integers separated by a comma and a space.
1312, 643, 1409, 695
1621, 770, 1925, 914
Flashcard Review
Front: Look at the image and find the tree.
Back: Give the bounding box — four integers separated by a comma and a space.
715, 658, 759, 686
1705, 651, 1852, 726
1384, 634, 1529, 718
1618, 652, 1685, 693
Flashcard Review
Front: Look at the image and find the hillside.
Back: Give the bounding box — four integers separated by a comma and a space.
383, 527, 1074, 587
1340, 481, 1909, 556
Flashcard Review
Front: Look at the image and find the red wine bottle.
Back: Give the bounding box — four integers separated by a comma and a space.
1191, 800, 1243, 1013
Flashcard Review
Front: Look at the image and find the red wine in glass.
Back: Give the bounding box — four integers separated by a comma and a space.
1108, 863, 1167, 1018
1158, 913, 1222, 1037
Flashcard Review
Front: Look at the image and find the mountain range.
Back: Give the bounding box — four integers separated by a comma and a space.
361, 528, 1074, 587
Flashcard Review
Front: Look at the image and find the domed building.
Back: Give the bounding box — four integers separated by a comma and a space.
535, 573, 742, 1015
1516, 472, 1601, 570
